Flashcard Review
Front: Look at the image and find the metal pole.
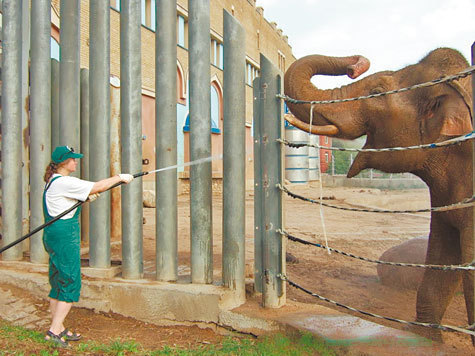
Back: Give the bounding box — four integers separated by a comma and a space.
29, 0, 51, 264
156, 0, 177, 281
59, 0, 80, 177
20, 0, 30, 238
51, 59, 60, 150
259, 54, 285, 308
89, 0, 111, 268
1, 0, 23, 260
222, 10, 245, 299
120, 0, 143, 279
189, 0, 213, 284
471, 41, 475, 332
253, 76, 263, 293
80, 68, 90, 244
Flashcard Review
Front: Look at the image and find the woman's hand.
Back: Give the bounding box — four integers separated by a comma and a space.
88, 193, 100, 202
118, 174, 134, 184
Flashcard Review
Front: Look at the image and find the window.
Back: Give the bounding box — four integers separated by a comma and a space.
110, 0, 120, 10
183, 84, 221, 134
141, 0, 155, 31
246, 62, 259, 86
325, 152, 329, 163
278, 50, 286, 72
325, 136, 329, 144
177, 15, 188, 48
210, 38, 223, 69
51, 37, 60, 60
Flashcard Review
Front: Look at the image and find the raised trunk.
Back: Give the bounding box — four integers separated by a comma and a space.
284, 54, 370, 138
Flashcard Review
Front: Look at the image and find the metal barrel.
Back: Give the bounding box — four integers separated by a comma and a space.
308, 134, 319, 181
284, 124, 309, 184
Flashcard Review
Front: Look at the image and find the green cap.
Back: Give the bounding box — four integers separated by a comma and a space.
51, 146, 84, 163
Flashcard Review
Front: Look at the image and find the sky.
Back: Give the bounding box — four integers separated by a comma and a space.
255, 0, 475, 89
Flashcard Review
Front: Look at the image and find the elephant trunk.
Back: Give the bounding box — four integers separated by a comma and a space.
284, 54, 370, 138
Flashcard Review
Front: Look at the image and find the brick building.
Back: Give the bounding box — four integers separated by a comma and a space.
49, 0, 296, 191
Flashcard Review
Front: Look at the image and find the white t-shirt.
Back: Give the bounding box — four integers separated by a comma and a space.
45, 174, 94, 219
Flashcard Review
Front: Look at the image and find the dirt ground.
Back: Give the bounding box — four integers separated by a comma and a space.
1, 181, 474, 354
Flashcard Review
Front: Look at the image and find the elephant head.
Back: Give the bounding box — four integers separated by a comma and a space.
284, 48, 473, 181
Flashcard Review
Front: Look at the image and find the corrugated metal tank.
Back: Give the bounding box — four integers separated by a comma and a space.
284, 124, 308, 184
308, 134, 319, 181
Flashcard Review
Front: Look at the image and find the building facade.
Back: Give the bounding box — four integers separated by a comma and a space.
50, 0, 296, 191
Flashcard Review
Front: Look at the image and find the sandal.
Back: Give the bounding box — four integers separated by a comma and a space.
60, 328, 82, 341
45, 330, 68, 348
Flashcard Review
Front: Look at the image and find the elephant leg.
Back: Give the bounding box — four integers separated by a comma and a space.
459, 225, 474, 344
415, 221, 461, 342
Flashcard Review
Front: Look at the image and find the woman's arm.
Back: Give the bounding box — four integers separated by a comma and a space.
89, 174, 134, 194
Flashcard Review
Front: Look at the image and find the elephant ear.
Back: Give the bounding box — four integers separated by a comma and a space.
438, 81, 473, 136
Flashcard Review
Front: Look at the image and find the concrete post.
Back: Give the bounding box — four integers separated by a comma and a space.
253, 77, 263, 293
89, 1, 110, 268
120, 0, 143, 279
80, 69, 90, 243
89, 0, 111, 268
256, 54, 285, 308
189, 0, 213, 284
51, 59, 60, 150
1, 0, 23, 260
59, 0, 80, 177
156, 0, 178, 281
29, 0, 51, 264
222, 10, 246, 299
20, 0, 30, 238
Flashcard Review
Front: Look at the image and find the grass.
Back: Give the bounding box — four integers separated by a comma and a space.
0, 319, 337, 356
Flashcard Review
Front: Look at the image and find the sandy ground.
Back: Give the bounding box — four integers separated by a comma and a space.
1, 182, 474, 354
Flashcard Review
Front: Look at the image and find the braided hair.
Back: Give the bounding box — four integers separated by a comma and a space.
43, 161, 59, 182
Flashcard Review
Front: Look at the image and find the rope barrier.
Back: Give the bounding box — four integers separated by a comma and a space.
278, 65, 475, 105
278, 274, 475, 337
279, 230, 475, 271
278, 184, 475, 213
277, 131, 475, 153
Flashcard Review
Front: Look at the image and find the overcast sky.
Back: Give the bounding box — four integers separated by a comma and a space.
256, 0, 475, 88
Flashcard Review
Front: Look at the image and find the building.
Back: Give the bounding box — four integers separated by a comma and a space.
49, 0, 296, 191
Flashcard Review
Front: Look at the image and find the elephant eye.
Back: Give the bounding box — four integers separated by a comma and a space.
369, 87, 384, 95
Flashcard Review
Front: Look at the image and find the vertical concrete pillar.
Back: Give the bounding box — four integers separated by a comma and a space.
29, 0, 51, 264
80, 68, 90, 243
51, 59, 60, 150
1, 0, 23, 260
222, 11, 246, 300
120, 0, 143, 279
20, 0, 30, 238
89, 1, 111, 268
189, 0, 213, 284
255, 55, 285, 308
59, 0, 80, 177
156, 0, 178, 281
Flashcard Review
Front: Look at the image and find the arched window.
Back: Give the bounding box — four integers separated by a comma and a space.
183, 84, 221, 134
51, 37, 60, 60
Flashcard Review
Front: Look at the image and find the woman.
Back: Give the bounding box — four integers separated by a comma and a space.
42, 145, 134, 347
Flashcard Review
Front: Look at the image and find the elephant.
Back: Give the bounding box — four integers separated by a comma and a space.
284, 47, 473, 343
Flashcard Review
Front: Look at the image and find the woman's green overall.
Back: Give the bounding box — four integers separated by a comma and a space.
42, 176, 82, 303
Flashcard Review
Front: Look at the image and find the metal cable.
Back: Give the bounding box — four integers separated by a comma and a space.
278, 131, 475, 153
278, 66, 475, 105
280, 230, 475, 271
278, 184, 475, 213
278, 275, 475, 336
